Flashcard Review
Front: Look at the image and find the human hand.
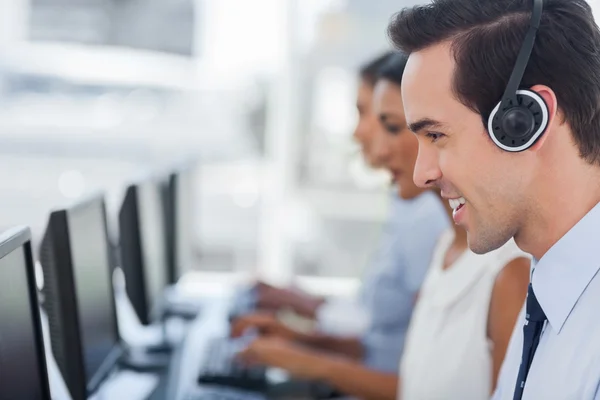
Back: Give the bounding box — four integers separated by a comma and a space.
254, 281, 298, 310
237, 337, 328, 381
255, 281, 324, 318
230, 312, 299, 341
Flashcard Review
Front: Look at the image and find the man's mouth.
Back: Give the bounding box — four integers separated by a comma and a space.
448, 197, 466, 210
449, 197, 467, 222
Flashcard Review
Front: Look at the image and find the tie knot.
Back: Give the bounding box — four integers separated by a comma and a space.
526, 284, 546, 322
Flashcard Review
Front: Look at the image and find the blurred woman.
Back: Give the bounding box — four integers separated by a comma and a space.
238, 52, 449, 375
232, 52, 530, 400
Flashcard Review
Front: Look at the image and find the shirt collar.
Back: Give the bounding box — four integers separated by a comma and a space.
531, 201, 600, 333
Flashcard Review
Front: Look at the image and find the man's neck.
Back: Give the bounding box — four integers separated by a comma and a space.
516, 162, 600, 260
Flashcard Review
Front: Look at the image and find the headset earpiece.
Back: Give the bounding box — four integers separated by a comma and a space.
487, 89, 548, 152
487, 0, 548, 152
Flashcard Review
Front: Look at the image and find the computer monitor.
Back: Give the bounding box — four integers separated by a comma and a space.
164, 163, 196, 284
39, 195, 122, 400
0, 226, 52, 400
119, 178, 169, 326
160, 176, 176, 285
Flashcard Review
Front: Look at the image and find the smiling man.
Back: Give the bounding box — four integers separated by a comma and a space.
388, 0, 600, 399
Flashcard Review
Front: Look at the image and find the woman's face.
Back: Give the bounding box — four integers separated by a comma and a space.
372, 78, 426, 200
353, 78, 382, 167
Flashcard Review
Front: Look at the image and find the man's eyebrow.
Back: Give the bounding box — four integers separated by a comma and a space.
408, 118, 443, 134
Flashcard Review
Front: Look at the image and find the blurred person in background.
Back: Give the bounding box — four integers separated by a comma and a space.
234, 51, 449, 376
232, 53, 530, 400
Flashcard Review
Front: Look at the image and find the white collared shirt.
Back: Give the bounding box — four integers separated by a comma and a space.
493, 201, 600, 400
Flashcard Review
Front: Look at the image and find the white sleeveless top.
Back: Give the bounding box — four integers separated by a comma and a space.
399, 230, 529, 400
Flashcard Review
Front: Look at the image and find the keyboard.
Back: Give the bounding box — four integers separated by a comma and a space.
91, 371, 159, 400
227, 288, 257, 321
183, 387, 265, 400
197, 337, 268, 393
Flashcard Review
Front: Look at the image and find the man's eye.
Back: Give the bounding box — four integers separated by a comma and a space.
426, 132, 444, 142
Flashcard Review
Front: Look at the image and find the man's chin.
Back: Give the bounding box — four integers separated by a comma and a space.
466, 230, 510, 255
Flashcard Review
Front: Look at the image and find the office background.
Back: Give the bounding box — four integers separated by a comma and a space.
2, 0, 598, 297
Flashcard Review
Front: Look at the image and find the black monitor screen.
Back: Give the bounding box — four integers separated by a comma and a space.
67, 202, 118, 383
138, 181, 168, 314
0, 245, 48, 400
175, 170, 194, 273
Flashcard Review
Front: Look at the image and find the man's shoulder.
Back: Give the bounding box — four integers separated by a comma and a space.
495, 278, 600, 399
564, 269, 600, 333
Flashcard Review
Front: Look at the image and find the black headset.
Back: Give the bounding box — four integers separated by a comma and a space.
487, 0, 548, 152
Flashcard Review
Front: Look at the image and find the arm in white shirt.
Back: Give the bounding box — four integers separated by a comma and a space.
316, 299, 371, 336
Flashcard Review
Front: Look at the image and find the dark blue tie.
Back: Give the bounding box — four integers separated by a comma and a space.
513, 284, 547, 400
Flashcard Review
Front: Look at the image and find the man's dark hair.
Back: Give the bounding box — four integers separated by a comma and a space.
376, 52, 409, 87
388, 0, 600, 165
359, 51, 395, 86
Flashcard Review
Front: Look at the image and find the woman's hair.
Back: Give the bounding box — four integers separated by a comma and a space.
359, 51, 395, 86
376, 52, 409, 86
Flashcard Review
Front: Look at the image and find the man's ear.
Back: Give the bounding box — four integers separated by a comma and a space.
528, 84, 558, 152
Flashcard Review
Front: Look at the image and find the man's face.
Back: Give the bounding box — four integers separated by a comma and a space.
401, 42, 536, 254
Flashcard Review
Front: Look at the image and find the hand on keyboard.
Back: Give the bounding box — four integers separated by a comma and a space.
230, 313, 299, 341
253, 281, 325, 318
184, 386, 266, 400
236, 337, 327, 381
197, 337, 268, 393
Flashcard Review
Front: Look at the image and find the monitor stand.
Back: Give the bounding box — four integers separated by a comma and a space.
118, 347, 170, 372
139, 302, 197, 354
162, 286, 202, 321
143, 312, 174, 354
165, 301, 199, 321
118, 310, 174, 371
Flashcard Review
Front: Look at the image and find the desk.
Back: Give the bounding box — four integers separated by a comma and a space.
147, 371, 169, 400
45, 291, 318, 400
